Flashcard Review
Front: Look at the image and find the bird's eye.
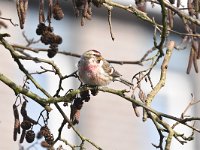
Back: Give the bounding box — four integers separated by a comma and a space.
96, 59, 101, 63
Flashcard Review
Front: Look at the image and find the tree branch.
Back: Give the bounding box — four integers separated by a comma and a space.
0, 35, 51, 98
144, 41, 175, 119
0, 73, 47, 107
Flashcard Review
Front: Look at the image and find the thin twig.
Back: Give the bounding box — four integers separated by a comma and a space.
54, 103, 103, 150
12, 44, 143, 65
0, 17, 18, 26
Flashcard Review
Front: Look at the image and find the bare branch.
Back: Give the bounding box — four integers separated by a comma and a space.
0, 16, 18, 27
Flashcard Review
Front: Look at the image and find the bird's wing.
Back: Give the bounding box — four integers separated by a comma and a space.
100, 58, 121, 78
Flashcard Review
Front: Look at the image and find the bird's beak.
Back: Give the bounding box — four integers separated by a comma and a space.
97, 56, 103, 60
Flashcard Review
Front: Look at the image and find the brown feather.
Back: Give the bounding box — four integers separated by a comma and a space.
100, 58, 121, 77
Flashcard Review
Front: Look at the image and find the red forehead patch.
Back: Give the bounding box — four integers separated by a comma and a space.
90, 50, 101, 55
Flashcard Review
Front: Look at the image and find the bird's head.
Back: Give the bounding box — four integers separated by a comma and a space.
82, 50, 102, 60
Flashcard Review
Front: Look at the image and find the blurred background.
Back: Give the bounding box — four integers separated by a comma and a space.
0, 0, 200, 149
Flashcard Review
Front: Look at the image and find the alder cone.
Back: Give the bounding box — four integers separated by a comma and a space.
21, 120, 32, 130
53, 3, 64, 20
25, 130, 35, 143
41, 141, 51, 148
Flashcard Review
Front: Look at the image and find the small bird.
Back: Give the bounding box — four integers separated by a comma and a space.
78, 50, 133, 86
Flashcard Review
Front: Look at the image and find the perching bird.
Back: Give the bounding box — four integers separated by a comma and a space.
77, 50, 133, 87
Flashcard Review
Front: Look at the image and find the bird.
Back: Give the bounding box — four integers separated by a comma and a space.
77, 50, 133, 87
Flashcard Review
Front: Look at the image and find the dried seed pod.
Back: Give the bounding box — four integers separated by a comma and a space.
188, 0, 195, 16
41, 32, 54, 45
13, 119, 20, 141
46, 26, 54, 32
73, 97, 83, 110
19, 0, 25, 24
177, 0, 181, 7
36, 23, 46, 35
40, 36, 49, 45
25, 130, 35, 143
49, 43, 58, 49
40, 126, 54, 145
53, 2, 64, 20
45, 134, 54, 145
21, 120, 32, 130
53, 35, 62, 44
20, 129, 26, 143
21, 101, 27, 118
39, 0, 45, 23
47, 44, 58, 58
36, 28, 43, 35
192, 46, 199, 73
41, 31, 62, 45
36, 23, 54, 36
16, 0, 23, 29
187, 48, 194, 74
192, 39, 198, 52
167, 8, 173, 29
47, 0, 53, 24
194, 1, 200, 18
138, 90, 146, 101
41, 140, 51, 148
13, 104, 20, 141
187, 41, 200, 74
74, 110, 80, 123
72, 0, 93, 26
90, 88, 99, 96
25, 116, 37, 125
36, 22, 61, 58
80, 90, 90, 102
68, 107, 80, 128
16, 0, 28, 29
68, 97, 84, 128
23, 0, 28, 24
40, 126, 51, 137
